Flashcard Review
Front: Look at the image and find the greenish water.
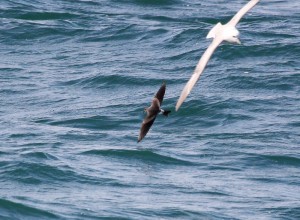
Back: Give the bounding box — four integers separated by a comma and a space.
1, 0, 299, 219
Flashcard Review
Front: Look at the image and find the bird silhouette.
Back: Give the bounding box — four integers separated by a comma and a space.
138, 82, 171, 142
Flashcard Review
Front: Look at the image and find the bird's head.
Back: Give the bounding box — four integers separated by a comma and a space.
223, 25, 241, 44
231, 33, 241, 45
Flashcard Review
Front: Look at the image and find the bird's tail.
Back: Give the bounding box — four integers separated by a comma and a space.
161, 109, 171, 117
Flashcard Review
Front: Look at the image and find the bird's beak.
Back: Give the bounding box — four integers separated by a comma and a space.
236, 38, 242, 45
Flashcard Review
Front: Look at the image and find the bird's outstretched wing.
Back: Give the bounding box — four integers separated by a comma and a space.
155, 82, 166, 105
176, 37, 223, 111
138, 116, 156, 142
228, 0, 260, 27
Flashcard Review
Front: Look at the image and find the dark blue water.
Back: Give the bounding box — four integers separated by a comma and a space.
1, 0, 299, 219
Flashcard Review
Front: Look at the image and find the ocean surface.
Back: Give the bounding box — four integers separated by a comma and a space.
1, 0, 299, 219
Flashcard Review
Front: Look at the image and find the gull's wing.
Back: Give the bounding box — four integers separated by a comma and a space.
155, 82, 166, 105
138, 115, 156, 142
228, 0, 260, 27
176, 37, 223, 111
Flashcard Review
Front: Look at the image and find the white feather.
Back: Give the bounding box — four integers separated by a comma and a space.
228, 0, 260, 27
206, 22, 222, 39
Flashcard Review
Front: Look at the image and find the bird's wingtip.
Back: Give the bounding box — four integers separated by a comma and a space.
176, 84, 191, 111
175, 100, 183, 111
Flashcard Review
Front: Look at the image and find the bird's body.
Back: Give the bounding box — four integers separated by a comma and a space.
176, 0, 260, 111
138, 82, 171, 142
207, 22, 240, 44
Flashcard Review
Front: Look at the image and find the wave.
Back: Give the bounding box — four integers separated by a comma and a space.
222, 73, 298, 92
81, 149, 193, 166
1, 160, 127, 187
81, 23, 143, 42
20, 151, 58, 161
44, 115, 124, 130
111, 0, 181, 7
60, 74, 148, 88
2, 161, 77, 184
262, 206, 300, 220
261, 154, 300, 166
240, 154, 300, 171
58, 74, 173, 92
16, 12, 79, 21
0, 198, 59, 220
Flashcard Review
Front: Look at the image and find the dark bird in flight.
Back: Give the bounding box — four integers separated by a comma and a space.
138, 82, 171, 142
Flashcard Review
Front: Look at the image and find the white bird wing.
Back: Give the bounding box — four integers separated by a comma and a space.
176, 36, 223, 111
228, 0, 260, 27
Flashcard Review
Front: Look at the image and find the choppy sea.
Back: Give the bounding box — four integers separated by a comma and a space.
1, 0, 299, 219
